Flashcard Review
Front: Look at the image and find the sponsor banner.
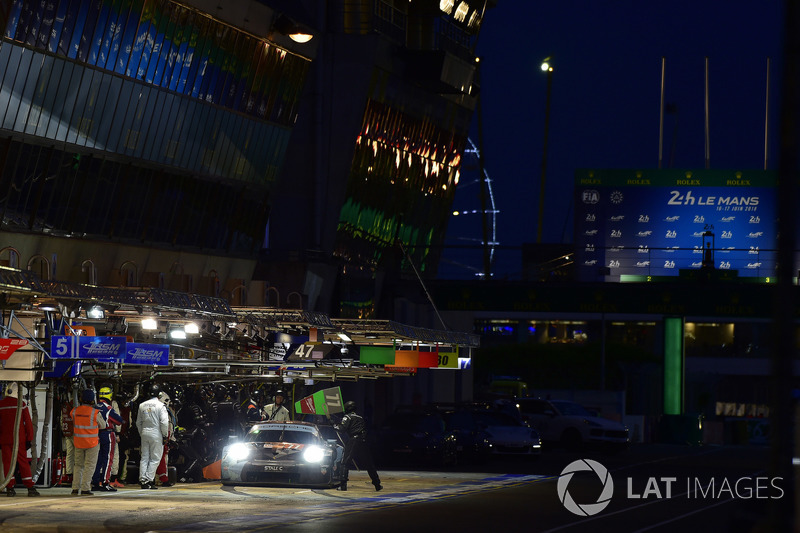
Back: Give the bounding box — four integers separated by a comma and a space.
125, 343, 170, 366
50, 335, 127, 362
575, 169, 778, 280
359, 345, 395, 365
390, 350, 438, 368
0, 338, 28, 360
384, 366, 418, 374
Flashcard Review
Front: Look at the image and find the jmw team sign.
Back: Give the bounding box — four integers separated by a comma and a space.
574, 169, 777, 281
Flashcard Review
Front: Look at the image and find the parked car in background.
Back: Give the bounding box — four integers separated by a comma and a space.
440, 410, 492, 464
373, 411, 458, 467
517, 398, 629, 452
445, 407, 541, 457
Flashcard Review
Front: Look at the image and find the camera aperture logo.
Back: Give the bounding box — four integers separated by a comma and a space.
557, 459, 614, 516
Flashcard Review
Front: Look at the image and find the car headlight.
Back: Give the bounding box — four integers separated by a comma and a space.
303, 445, 325, 463
226, 443, 251, 462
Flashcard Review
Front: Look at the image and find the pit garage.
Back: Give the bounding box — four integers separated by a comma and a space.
0, 266, 478, 490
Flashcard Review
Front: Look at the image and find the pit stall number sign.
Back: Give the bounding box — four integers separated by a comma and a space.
437, 350, 458, 369
51, 335, 126, 362
50, 336, 170, 365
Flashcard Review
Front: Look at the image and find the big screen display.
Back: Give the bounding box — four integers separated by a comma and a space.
574, 169, 777, 281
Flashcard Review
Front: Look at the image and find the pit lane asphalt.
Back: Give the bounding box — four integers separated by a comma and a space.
0, 469, 548, 533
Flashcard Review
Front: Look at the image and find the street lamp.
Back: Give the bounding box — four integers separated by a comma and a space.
537, 57, 553, 243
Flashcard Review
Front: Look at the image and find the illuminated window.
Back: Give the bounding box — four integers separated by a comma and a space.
440, 0, 455, 15
454, 2, 470, 22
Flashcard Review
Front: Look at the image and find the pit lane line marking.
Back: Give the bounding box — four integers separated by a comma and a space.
0, 488, 162, 506
149, 474, 549, 532
0, 497, 62, 507
630, 498, 735, 532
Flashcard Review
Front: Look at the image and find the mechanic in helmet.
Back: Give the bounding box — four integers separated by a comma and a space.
262, 389, 290, 422
70, 388, 107, 495
333, 400, 382, 492
244, 388, 265, 422
0, 382, 40, 496
136, 383, 169, 489
91, 386, 123, 492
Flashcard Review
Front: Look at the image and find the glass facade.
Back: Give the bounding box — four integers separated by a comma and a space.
0, 0, 312, 254
0, 137, 270, 253
0, 0, 308, 183
2, 0, 308, 124
334, 99, 466, 277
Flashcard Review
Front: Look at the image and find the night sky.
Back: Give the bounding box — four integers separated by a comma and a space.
450, 1, 785, 278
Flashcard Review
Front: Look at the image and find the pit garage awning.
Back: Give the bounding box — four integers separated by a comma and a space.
0, 267, 479, 384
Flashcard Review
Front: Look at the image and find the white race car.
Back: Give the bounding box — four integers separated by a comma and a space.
221, 421, 346, 488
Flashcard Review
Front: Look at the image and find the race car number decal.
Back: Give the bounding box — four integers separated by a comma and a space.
263, 443, 303, 450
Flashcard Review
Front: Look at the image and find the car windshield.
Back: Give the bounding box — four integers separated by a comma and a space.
317, 425, 340, 442
246, 429, 318, 444
551, 401, 593, 417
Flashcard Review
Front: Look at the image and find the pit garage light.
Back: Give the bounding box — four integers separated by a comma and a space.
169, 328, 187, 340
184, 322, 199, 334
337, 333, 352, 342
303, 445, 325, 463
87, 305, 105, 319
141, 318, 158, 330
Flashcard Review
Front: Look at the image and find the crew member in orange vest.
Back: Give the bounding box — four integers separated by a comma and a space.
70, 389, 106, 496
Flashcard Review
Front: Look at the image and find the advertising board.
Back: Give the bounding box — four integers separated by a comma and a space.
574, 169, 777, 281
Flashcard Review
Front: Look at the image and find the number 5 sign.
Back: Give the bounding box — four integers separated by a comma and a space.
51, 336, 79, 359
50, 335, 126, 362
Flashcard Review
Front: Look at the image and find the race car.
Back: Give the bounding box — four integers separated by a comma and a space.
220, 421, 346, 488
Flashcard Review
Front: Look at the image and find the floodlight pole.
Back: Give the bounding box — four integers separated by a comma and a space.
537, 61, 553, 243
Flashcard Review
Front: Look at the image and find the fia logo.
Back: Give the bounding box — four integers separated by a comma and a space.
582, 190, 600, 204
